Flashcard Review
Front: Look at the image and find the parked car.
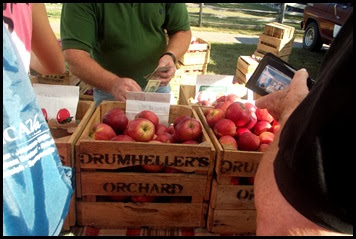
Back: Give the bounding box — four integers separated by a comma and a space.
301, 3, 352, 51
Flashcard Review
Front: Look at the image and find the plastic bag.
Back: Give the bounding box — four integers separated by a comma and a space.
3, 23, 73, 236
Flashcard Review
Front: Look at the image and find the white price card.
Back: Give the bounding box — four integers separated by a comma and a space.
126, 92, 171, 126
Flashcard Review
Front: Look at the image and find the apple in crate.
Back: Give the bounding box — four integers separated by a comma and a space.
174, 118, 202, 142
103, 108, 128, 134
256, 108, 274, 123
173, 115, 190, 128
206, 108, 225, 127
253, 120, 272, 136
156, 124, 168, 135
213, 119, 236, 138
225, 102, 251, 127
131, 196, 157, 203
156, 132, 174, 143
163, 167, 184, 173
135, 110, 159, 128
127, 118, 155, 142
142, 164, 164, 173
91, 123, 116, 140
259, 131, 275, 145
237, 132, 260, 151
182, 140, 199, 144
107, 195, 129, 202
219, 135, 238, 150
111, 134, 135, 142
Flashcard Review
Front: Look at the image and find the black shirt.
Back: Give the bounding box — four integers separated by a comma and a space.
274, 11, 353, 234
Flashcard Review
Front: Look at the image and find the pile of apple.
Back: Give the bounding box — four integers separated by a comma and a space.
204, 99, 280, 152
195, 92, 242, 107
91, 108, 204, 145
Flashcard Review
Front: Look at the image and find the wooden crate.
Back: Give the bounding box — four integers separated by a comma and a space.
195, 107, 263, 184
236, 56, 259, 76
75, 102, 216, 228
170, 69, 199, 100
207, 179, 256, 234
179, 38, 211, 66
54, 101, 96, 231
263, 22, 295, 41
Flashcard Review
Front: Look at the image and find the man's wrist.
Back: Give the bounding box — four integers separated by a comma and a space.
161, 52, 177, 65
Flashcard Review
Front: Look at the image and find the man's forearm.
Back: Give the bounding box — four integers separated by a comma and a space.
166, 30, 192, 60
63, 49, 118, 94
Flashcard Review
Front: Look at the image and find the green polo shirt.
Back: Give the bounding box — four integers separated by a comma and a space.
60, 3, 190, 89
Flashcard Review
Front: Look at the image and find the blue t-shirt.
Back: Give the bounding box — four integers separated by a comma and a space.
3, 23, 73, 236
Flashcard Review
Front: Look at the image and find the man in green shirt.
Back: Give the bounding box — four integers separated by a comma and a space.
60, 3, 192, 104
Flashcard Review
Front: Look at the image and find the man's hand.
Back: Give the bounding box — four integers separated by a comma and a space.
111, 77, 142, 101
155, 54, 177, 86
255, 69, 310, 124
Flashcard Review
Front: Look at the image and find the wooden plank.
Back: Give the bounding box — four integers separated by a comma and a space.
236, 56, 259, 75
207, 206, 256, 234
80, 172, 207, 197
77, 202, 204, 228
210, 180, 255, 210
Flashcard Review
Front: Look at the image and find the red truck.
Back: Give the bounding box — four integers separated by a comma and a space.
301, 3, 352, 51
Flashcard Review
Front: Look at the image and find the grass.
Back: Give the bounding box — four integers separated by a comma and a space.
207, 43, 325, 80
45, 3, 326, 80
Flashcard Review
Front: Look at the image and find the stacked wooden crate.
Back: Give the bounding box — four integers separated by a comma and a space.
170, 37, 211, 100
51, 101, 96, 231
196, 107, 263, 235
233, 56, 259, 84
254, 22, 295, 62
75, 102, 216, 228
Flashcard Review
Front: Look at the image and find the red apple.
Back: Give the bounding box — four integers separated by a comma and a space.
163, 167, 184, 173
237, 132, 260, 151
216, 95, 226, 103
156, 132, 174, 143
235, 127, 251, 138
204, 108, 213, 116
244, 102, 257, 113
206, 108, 225, 127
142, 164, 164, 173
156, 124, 168, 135
111, 134, 136, 142
271, 120, 281, 134
214, 100, 233, 113
131, 196, 157, 203
219, 135, 238, 150
174, 118, 202, 142
167, 125, 175, 135
103, 108, 128, 134
182, 140, 199, 144
225, 102, 251, 127
245, 112, 257, 130
230, 177, 240, 185
213, 119, 236, 138
173, 115, 191, 128
148, 140, 163, 143
256, 108, 274, 123
127, 118, 155, 142
200, 100, 212, 106
226, 93, 238, 102
91, 123, 116, 140
253, 120, 272, 136
135, 110, 159, 128
259, 131, 275, 144
258, 143, 270, 152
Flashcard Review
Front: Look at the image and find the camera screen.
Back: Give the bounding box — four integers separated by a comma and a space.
256, 65, 293, 93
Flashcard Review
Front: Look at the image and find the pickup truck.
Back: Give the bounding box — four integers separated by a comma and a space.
301, 3, 352, 51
